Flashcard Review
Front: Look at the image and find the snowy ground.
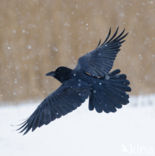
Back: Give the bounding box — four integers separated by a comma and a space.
0, 95, 155, 156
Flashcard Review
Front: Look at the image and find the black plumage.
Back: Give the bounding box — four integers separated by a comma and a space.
18, 27, 131, 134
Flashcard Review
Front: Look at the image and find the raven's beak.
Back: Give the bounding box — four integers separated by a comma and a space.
46, 71, 55, 77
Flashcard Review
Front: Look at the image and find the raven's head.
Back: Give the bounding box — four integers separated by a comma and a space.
46, 66, 72, 83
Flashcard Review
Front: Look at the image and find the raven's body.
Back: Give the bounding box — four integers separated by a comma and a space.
49, 67, 130, 113
18, 27, 131, 134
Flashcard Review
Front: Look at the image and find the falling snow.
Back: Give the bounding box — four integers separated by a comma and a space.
52, 46, 58, 52
7, 46, 11, 50
105, 75, 110, 80
99, 82, 102, 85
12, 30, 16, 34
93, 90, 96, 93
27, 45, 32, 50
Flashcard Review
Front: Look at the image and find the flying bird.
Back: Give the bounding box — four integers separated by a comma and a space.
18, 27, 131, 134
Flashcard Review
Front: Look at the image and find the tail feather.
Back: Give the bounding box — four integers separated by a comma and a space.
88, 69, 131, 113
109, 69, 120, 76
88, 92, 95, 110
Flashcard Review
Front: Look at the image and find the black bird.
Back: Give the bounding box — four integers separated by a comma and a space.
18, 27, 131, 134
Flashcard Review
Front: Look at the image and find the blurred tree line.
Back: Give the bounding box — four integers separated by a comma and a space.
0, 0, 154, 103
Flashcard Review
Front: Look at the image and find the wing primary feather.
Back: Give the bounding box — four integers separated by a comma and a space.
96, 39, 102, 48
21, 115, 36, 134
19, 122, 29, 134
37, 108, 44, 127
23, 124, 32, 135
18, 116, 34, 133
17, 120, 27, 127
114, 28, 126, 41
102, 27, 111, 44
107, 27, 119, 43
17, 121, 27, 131
116, 32, 128, 42
119, 40, 125, 44
31, 110, 40, 131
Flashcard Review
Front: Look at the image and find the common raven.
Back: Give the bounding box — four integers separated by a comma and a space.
18, 27, 131, 134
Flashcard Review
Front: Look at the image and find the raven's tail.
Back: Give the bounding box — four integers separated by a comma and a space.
89, 69, 131, 113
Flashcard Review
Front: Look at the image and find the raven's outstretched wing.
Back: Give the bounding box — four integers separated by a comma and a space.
75, 27, 128, 77
18, 79, 90, 134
